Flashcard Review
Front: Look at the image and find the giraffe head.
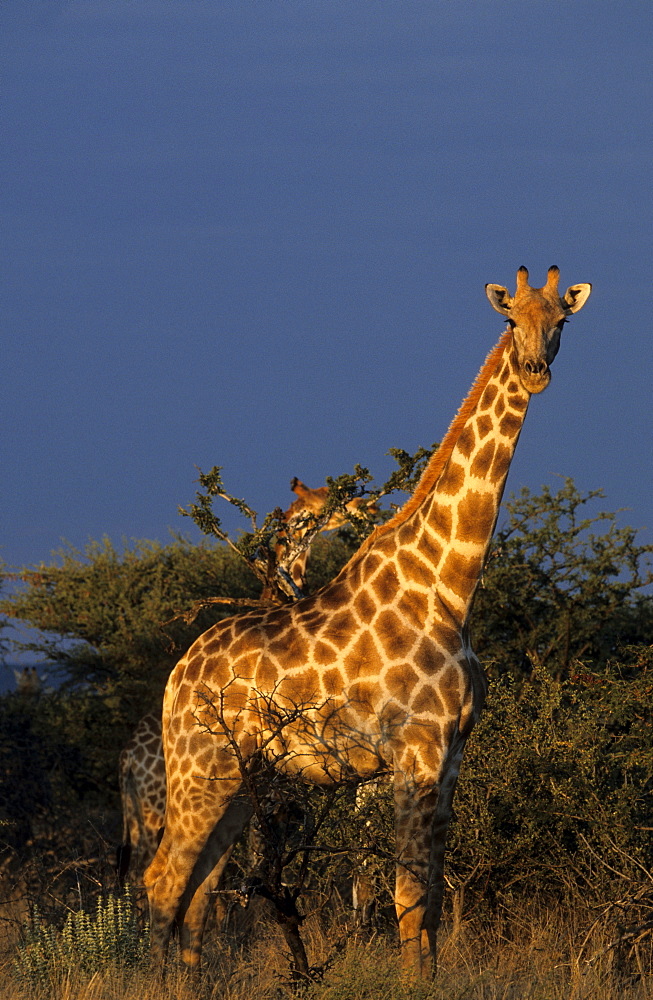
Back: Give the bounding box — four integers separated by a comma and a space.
485, 266, 591, 394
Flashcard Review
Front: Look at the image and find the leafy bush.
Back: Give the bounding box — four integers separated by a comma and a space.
13, 889, 148, 988
475, 478, 653, 679
449, 645, 653, 902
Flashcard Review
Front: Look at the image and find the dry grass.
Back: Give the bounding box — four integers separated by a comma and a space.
1, 894, 651, 1000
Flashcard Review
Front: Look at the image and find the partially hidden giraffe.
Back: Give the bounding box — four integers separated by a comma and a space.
144, 266, 591, 976
117, 480, 374, 887
117, 712, 166, 885
275, 477, 379, 593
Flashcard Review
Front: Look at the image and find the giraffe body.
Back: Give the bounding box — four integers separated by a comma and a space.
145, 268, 590, 975
118, 482, 365, 886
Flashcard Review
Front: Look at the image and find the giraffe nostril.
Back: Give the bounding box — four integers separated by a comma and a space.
524, 359, 548, 377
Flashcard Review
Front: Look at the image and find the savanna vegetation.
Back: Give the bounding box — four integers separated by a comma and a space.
0, 460, 651, 999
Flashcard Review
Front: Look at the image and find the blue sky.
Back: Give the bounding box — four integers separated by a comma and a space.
2, 1, 652, 578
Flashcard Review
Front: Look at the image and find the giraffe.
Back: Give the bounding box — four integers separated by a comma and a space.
275, 476, 379, 593
144, 266, 591, 976
117, 712, 166, 885
117, 480, 371, 887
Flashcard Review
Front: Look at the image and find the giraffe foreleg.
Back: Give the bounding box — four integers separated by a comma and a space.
393, 749, 463, 978
393, 778, 437, 977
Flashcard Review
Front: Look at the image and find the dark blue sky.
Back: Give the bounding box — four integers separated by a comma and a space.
2, 1, 652, 574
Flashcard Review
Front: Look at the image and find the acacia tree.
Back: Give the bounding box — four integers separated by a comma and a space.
474, 478, 653, 680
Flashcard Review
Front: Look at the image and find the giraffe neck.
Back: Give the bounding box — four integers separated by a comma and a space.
349, 332, 529, 625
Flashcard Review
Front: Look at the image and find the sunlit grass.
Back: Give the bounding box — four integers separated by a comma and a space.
1, 898, 651, 1000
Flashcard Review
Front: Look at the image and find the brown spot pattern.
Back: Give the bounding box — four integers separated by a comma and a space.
298, 608, 328, 630
416, 529, 443, 566
439, 549, 483, 599
456, 491, 496, 544
429, 501, 453, 539
438, 666, 463, 715
281, 667, 320, 706
415, 637, 447, 675
398, 522, 417, 546
375, 609, 416, 660
184, 657, 201, 683
397, 548, 434, 588
257, 656, 279, 689
348, 679, 377, 711
499, 412, 523, 438
323, 667, 344, 695
269, 629, 309, 669
411, 683, 443, 717
438, 461, 465, 496
397, 590, 428, 631
481, 383, 498, 408
319, 581, 353, 611
373, 534, 398, 557
476, 414, 493, 439
344, 630, 379, 679
353, 588, 377, 624
371, 564, 400, 604
508, 394, 528, 411
430, 620, 461, 654
491, 443, 512, 483
457, 424, 476, 458
312, 640, 336, 665
385, 664, 419, 703
323, 609, 358, 648
470, 440, 496, 479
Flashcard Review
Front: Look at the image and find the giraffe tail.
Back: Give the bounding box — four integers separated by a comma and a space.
115, 748, 133, 887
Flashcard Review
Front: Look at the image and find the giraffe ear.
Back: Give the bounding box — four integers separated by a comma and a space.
485, 284, 513, 316
562, 283, 592, 314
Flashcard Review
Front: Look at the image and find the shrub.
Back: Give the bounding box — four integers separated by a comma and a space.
13, 889, 148, 989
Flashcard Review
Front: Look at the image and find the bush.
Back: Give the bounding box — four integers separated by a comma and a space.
13, 889, 148, 989
450, 644, 653, 909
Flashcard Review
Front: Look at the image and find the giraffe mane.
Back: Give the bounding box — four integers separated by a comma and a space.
346, 330, 514, 562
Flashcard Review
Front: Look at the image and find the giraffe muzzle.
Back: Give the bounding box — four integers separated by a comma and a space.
520, 359, 551, 394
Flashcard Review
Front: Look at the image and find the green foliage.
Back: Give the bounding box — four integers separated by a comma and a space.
0, 538, 264, 828
13, 890, 148, 988
451, 644, 653, 905
382, 442, 439, 498
1, 536, 261, 711
475, 478, 653, 679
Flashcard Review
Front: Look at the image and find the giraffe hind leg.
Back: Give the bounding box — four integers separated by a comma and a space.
145, 790, 253, 970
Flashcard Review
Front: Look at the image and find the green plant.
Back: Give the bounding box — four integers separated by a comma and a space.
13, 889, 148, 988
